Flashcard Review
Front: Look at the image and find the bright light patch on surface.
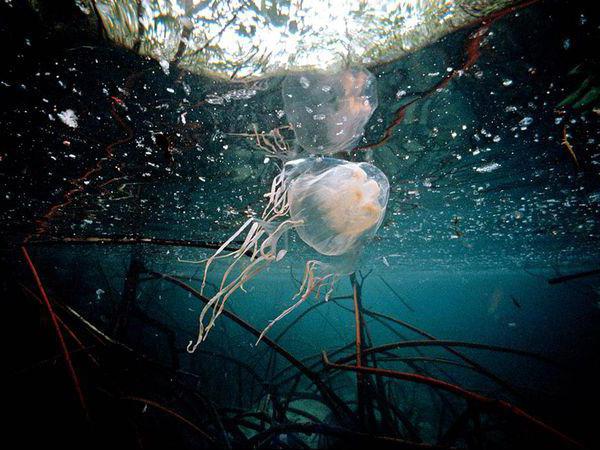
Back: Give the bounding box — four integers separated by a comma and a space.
92, 0, 514, 79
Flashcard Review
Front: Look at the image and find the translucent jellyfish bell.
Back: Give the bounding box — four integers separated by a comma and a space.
187, 157, 389, 351
282, 68, 378, 154
286, 157, 389, 256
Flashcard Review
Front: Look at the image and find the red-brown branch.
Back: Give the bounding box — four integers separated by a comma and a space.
352, 281, 363, 368
21, 246, 88, 414
333, 339, 560, 368
357, 0, 540, 152
561, 124, 580, 169
322, 352, 584, 449
351, 274, 366, 425
20, 285, 99, 367
122, 396, 215, 443
27, 97, 133, 242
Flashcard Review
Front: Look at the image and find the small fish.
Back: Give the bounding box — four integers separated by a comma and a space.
510, 295, 521, 308
451, 216, 464, 238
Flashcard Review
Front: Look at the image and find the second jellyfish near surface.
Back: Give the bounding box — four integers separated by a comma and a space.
188, 157, 389, 351
282, 68, 378, 155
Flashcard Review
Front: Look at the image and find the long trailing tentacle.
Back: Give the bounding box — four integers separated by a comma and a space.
187, 168, 296, 353
204, 219, 302, 337
255, 260, 336, 345
199, 165, 290, 296
199, 217, 254, 294
188, 220, 301, 352
188, 161, 340, 351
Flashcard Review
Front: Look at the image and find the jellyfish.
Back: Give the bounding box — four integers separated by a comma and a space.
282, 68, 378, 155
188, 157, 389, 351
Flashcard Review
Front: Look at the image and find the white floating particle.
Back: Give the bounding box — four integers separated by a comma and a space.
299, 76, 310, 88
159, 59, 170, 75
57, 109, 78, 128
474, 162, 501, 173
519, 117, 533, 127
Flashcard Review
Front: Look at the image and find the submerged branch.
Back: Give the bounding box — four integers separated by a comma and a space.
21, 246, 88, 415
145, 271, 355, 423
548, 268, 600, 285
27, 235, 247, 254
334, 339, 561, 369
322, 353, 584, 449
122, 396, 216, 444
355, 309, 538, 397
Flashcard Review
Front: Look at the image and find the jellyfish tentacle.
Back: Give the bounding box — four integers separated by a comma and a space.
208, 220, 293, 321
200, 220, 300, 342
200, 217, 254, 295
199, 173, 290, 297
199, 257, 267, 342
323, 276, 337, 301
188, 212, 300, 352
256, 259, 335, 344
256, 259, 316, 344
211, 219, 302, 322
262, 171, 290, 220
215, 223, 264, 292
201, 171, 292, 299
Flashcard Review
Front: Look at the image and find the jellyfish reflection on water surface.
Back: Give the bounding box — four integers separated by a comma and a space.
282, 67, 378, 155
188, 68, 387, 351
